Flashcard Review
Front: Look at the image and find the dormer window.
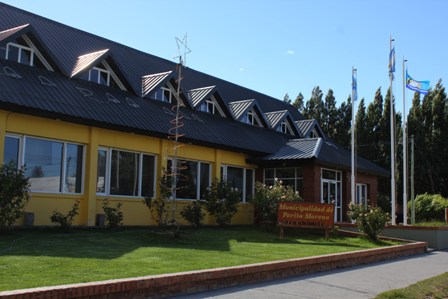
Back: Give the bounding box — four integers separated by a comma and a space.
154, 86, 174, 103
88, 66, 110, 86
198, 95, 225, 117
278, 121, 294, 135
6, 42, 34, 66
206, 99, 215, 114
244, 110, 262, 126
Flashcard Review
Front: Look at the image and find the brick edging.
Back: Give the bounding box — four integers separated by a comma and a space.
0, 242, 427, 299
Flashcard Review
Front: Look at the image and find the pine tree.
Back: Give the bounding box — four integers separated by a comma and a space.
355, 98, 368, 159
304, 86, 324, 125
292, 92, 305, 112
333, 95, 352, 148
283, 93, 292, 104
323, 89, 338, 139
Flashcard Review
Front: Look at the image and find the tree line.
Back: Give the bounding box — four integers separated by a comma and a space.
284, 80, 448, 210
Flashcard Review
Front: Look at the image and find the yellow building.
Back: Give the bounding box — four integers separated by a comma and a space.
0, 3, 387, 227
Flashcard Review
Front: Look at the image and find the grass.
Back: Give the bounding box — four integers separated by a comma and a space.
375, 272, 448, 299
413, 221, 447, 227
0, 226, 400, 291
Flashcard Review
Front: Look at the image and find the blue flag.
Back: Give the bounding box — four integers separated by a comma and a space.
389, 47, 395, 73
406, 71, 430, 95
352, 71, 357, 101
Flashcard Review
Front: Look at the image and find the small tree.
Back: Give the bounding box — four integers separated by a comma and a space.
50, 200, 80, 230
181, 200, 205, 227
144, 169, 170, 226
0, 161, 30, 230
203, 179, 239, 226
412, 193, 448, 222
102, 198, 123, 229
251, 179, 302, 223
348, 203, 390, 241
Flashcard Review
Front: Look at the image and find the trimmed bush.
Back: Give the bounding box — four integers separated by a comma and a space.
348, 203, 390, 241
251, 179, 302, 223
102, 198, 123, 229
203, 179, 239, 226
180, 200, 205, 227
50, 200, 80, 230
0, 162, 30, 230
412, 193, 448, 222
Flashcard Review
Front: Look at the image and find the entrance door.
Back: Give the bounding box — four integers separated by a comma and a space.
321, 179, 341, 222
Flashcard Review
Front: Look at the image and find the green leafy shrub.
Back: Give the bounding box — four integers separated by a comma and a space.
181, 200, 205, 227
144, 169, 170, 226
203, 179, 240, 226
0, 161, 30, 230
348, 203, 390, 241
412, 193, 448, 222
50, 200, 80, 230
102, 198, 123, 229
251, 179, 302, 223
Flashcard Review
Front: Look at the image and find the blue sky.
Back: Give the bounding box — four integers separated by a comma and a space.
2, 0, 447, 117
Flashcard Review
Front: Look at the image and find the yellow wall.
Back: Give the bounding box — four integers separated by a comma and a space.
1, 110, 257, 227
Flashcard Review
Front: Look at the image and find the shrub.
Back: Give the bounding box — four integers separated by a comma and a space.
144, 169, 170, 226
412, 193, 448, 222
251, 179, 302, 223
181, 200, 205, 227
0, 161, 30, 230
348, 203, 389, 241
203, 179, 240, 226
50, 200, 80, 230
102, 198, 123, 229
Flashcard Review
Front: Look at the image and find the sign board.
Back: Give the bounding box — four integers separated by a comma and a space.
278, 202, 335, 227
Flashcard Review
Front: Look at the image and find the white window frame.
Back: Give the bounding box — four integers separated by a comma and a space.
96, 147, 157, 198
167, 158, 211, 200
89, 66, 110, 86
6, 42, 35, 66
221, 165, 254, 203
356, 183, 368, 206
5, 134, 85, 194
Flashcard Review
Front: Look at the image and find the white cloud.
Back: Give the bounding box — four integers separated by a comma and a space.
239, 67, 244, 71
285, 50, 295, 55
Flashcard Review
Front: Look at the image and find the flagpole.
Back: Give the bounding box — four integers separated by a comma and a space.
402, 58, 408, 225
389, 36, 396, 225
351, 67, 356, 206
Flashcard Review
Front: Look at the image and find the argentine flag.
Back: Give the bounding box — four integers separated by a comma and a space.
406, 71, 430, 95
389, 47, 395, 73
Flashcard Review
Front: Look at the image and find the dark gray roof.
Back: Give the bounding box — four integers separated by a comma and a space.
0, 23, 28, 42
254, 138, 388, 176
0, 59, 289, 155
261, 138, 322, 160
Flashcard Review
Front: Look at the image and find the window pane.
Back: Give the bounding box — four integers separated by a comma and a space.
97, 149, 107, 193
227, 166, 244, 200
296, 167, 303, 177
89, 68, 99, 83
264, 169, 274, 179
176, 160, 198, 199
200, 162, 210, 199
245, 169, 254, 201
25, 137, 62, 192
110, 150, 139, 196
7, 44, 19, 62
265, 179, 275, 187
20, 48, 32, 65
0, 45, 6, 60
4, 136, 19, 166
64, 144, 83, 193
296, 179, 304, 196
322, 169, 336, 180
141, 155, 155, 198
276, 168, 295, 179
98, 69, 109, 86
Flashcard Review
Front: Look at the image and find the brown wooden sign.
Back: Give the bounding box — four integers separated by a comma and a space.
278, 202, 335, 226
277, 202, 335, 238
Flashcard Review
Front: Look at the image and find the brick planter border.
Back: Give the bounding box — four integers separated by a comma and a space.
0, 241, 427, 299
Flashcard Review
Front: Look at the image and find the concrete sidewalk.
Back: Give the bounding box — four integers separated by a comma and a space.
175, 250, 448, 299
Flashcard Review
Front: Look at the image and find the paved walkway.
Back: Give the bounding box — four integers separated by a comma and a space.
174, 250, 448, 299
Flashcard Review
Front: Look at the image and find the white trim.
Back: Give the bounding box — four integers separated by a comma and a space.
21, 35, 54, 71
102, 60, 127, 91
6, 42, 34, 66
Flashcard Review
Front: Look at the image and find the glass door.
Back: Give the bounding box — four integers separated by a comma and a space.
321, 179, 342, 222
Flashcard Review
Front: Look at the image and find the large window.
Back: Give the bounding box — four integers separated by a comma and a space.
167, 159, 210, 200
4, 135, 84, 193
356, 183, 368, 206
154, 87, 174, 103
96, 148, 156, 198
221, 165, 254, 202
264, 167, 303, 195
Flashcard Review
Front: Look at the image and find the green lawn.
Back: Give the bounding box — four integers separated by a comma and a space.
0, 226, 400, 291
375, 272, 448, 299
